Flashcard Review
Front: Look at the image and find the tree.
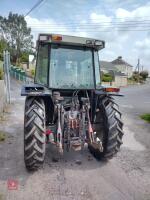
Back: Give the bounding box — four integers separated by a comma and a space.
131, 71, 143, 82
131, 71, 149, 83
0, 39, 7, 60
140, 71, 149, 81
20, 50, 34, 63
0, 12, 33, 64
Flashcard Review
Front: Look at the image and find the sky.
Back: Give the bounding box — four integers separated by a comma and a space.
1, 0, 150, 71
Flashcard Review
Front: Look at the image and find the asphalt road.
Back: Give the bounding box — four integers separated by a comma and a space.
0, 80, 150, 200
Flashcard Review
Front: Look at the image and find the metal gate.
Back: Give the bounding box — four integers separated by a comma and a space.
3, 50, 11, 104
3, 51, 34, 104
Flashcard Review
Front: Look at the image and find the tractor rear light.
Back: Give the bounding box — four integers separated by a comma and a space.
104, 87, 120, 93
39, 35, 48, 41
52, 35, 62, 41
45, 130, 52, 135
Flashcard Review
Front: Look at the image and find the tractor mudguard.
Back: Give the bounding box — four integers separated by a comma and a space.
21, 84, 52, 96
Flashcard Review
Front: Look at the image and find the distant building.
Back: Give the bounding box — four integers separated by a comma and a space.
100, 60, 128, 87
111, 56, 133, 78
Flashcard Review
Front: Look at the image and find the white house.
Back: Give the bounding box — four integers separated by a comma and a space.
100, 60, 128, 87
111, 56, 133, 78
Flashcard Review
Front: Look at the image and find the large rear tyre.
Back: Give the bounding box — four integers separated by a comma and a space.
88, 96, 124, 160
24, 97, 46, 171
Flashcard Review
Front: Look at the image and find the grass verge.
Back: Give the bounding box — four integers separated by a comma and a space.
140, 113, 150, 123
0, 193, 4, 200
0, 131, 6, 142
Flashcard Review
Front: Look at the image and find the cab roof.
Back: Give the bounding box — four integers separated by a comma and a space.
37, 33, 105, 50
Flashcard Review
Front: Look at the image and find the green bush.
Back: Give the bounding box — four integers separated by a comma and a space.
131, 72, 142, 83
31, 68, 35, 78
102, 73, 113, 82
140, 71, 149, 81
131, 71, 149, 83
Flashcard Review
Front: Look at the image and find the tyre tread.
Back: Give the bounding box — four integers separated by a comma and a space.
24, 97, 46, 171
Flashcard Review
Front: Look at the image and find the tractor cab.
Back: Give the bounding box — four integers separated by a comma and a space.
35, 34, 105, 90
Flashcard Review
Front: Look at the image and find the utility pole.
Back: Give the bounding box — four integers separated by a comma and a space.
135, 58, 140, 84
137, 58, 140, 73
141, 65, 144, 71
135, 58, 140, 72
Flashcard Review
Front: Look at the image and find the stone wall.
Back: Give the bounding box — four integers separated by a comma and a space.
114, 76, 127, 87
0, 80, 5, 114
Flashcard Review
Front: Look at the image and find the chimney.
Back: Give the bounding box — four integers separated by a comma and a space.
118, 56, 122, 60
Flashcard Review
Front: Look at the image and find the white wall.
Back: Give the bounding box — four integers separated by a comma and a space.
115, 65, 132, 78
114, 76, 127, 87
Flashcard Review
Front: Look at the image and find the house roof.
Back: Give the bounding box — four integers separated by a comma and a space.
111, 56, 133, 68
100, 61, 118, 71
100, 60, 127, 77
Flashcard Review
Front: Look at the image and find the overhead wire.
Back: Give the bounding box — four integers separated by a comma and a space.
27, 22, 150, 32
27, 19, 150, 25
30, 29, 150, 32
24, 0, 150, 33
26, 17, 150, 32
28, 24, 150, 28
24, 0, 46, 17
28, 21, 150, 27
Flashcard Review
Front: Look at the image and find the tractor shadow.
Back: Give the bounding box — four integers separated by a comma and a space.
44, 143, 108, 172
0, 127, 108, 187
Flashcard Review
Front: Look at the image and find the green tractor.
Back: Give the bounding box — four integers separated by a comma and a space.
21, 34, 124, 171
